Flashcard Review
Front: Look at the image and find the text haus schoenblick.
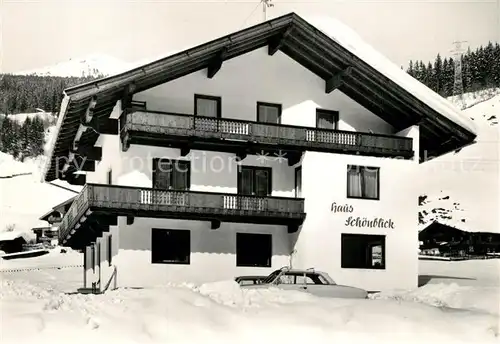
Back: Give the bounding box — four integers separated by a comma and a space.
331, 202, 395, 229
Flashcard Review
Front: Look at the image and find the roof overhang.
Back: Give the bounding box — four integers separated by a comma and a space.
42, 12, 477, 182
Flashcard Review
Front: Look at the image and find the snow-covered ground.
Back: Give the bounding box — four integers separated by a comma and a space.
0, 251, 498, 344
0, 152, 80, 234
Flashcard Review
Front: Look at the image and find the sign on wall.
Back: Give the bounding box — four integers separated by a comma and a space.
331, 202, 395, 229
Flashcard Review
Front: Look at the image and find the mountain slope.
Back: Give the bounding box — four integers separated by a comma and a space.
419, 91, 499, 233
15, 53, 130, 78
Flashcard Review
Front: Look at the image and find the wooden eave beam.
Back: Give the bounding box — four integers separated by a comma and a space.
65, 173, 86, 186
268, 26, 293, 56
70, 145, 102, 161
121, 83, 136, 109
325, 66, 353, 94
207, 48, 228, 79
83, 96, 98, 123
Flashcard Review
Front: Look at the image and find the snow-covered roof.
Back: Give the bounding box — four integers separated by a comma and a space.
0, 230, 28, 242
306, 16, 477, 135
42, 12, 477, 182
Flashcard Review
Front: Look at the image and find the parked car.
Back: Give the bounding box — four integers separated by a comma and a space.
239, 267, 368, 299
235, 275, 267, 286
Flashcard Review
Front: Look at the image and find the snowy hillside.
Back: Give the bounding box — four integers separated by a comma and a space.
0, 152, 81, 235
15, 53, 130, 78
0, 111, 57, 128
419, 91, 499, 233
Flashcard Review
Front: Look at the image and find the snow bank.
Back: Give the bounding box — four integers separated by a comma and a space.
193, 280, 315, 308
306, 16, 477, 136
1, 257, 499, 344
0, 248, 82, 270
372, 283, 499, 316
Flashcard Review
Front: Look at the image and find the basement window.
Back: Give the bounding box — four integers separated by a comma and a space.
347, 165, 380, 200
194, 94, 221, 118
257, 102, 281, 124
341, 234, 385, 269
151, 228, 190, 264
236, 233, 272, 267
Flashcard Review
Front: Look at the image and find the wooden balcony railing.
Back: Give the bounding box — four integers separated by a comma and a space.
59, 184, 305, 242
121, 109, 414, 157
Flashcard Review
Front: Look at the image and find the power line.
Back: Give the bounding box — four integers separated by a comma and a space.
239, 1, 262, 29
262, 0, 274, 22
450, 40, 468, 110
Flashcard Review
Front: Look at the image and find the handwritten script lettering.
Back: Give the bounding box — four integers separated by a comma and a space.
345, 216, 395, 229
331, 202, 395, 229
331, 202, 354, 213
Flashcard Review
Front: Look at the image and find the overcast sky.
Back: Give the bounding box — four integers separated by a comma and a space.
1, 0, 499, 73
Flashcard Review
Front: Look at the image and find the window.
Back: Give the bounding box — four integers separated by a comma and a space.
151, 228, 190, 264
316, 109, 339, 130
257, 102, 281, 124
341, 234, 385, 269
194, 94, 221, 118
238, 166, 272, 196
347, 165, 379, 200
236, 233, 272, 267
152, 158, 190, 190
107, 169, 112, 185
294, 166, 302, 198
277, 272, 328, 285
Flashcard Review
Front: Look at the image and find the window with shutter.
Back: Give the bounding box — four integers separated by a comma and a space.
153, 159, 190, 190
237, 166, 272, 196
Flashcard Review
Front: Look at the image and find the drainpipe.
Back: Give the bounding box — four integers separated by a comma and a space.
289, 249, 297, 269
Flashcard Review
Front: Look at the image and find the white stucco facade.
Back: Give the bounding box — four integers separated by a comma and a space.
85, 47, 419, 292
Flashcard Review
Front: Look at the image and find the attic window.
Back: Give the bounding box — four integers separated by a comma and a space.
257, 102, 281, 124
195, 94, 221, 118
316, 109, 339, 130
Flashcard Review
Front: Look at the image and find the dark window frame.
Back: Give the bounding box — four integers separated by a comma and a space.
346, 165, 380, 201
107, 235, 112, 266
194, 94, 222, 118
316, 109, 339, 130
256, 101, 282, 124
151, 228, 191, 265
152, 158, 191, 191
341, 233, 386, 270
236, 232, 272, 268
294, 166, 302, 198
237, 166, 273, 196
107, 169, 112, 185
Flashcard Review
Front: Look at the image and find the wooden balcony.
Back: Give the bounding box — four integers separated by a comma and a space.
59, 184, 306, 249
120, 109, 414, 165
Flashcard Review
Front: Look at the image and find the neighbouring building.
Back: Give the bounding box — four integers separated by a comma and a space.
0, 231, 28, 254
419, 221, 500, 257
37, 197, 76, 245
42, 13, 476, 293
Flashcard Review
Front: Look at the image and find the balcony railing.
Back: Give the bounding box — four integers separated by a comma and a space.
121, 109, 414, 158
59, 184, 305, 243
